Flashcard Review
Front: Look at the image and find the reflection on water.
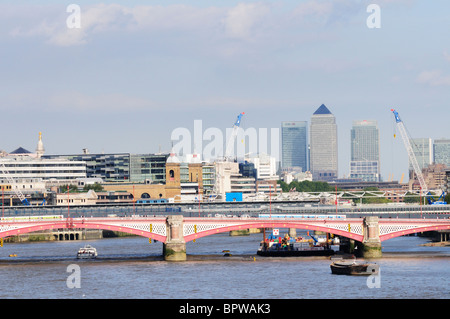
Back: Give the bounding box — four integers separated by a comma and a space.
0, 233, 448, 299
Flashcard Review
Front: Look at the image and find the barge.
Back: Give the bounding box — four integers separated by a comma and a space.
257, 233, 337, 257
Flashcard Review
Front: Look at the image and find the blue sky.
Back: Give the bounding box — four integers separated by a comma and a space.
1, 1, 449, 181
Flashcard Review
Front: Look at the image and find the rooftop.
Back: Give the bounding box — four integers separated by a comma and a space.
10, 147, 32, 154
313, 104, 332, 115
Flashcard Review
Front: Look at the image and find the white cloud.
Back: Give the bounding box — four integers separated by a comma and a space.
8, 3, 258, 47
416, 70, 450, 86
223, 3, 270, 40
5, 0, 424, 48
9, 3, 224, 46
7, 1, 363, 47
46, 3, 136, 46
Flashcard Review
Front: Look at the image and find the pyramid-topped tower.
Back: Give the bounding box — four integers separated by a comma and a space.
310, 104, 338, 181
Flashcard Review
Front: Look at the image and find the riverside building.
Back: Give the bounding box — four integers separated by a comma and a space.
0, 133, 86, 181
0, 157, 86, 180
43, 152, 169, 183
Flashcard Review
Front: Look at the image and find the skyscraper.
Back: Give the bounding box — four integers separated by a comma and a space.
410, 138, 432, 171
281, 121, 308, 171
433, 139, 450, 167
350, 120, 380, 182
310, 104, 338, 181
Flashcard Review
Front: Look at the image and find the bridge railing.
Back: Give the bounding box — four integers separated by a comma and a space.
0, 203, 449, 220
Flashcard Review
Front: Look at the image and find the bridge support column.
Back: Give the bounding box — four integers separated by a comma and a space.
163, 215, 186, 262
361, 216, 382, 258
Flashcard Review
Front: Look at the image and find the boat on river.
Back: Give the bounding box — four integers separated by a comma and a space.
330, 260, 379, 275
76, 244, 98, 259
257, 233, 336, 257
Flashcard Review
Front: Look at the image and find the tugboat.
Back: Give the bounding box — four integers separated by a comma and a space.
330, 260, 379, 275
76, 244, 98, 259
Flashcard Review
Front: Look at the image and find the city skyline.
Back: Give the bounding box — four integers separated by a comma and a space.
2, 102, 448, 184
1, 1, 450, 182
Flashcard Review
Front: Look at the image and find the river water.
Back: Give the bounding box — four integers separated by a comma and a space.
0, 232, 448, 301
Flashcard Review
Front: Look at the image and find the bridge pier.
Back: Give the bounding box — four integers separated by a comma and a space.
163, 215, 186, 262
361, 216, 382, 258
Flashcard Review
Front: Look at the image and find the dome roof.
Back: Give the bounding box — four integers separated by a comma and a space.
166, 153, 180, 163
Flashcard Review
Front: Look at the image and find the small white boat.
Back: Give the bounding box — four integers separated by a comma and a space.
77, 244, 98, 259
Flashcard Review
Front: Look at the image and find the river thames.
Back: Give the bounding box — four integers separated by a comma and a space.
0, 232, 448, 301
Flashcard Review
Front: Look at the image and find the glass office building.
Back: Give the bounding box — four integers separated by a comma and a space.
350, 120, 380, 182
310, 104, 338, 181
434, 139, 450, 167
410, 138, 432, 171
281, 121, 308, 171
43, 153, 169, 183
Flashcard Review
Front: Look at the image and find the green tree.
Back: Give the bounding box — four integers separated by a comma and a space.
83, 183, 104, 192
60, 184, 78, 193
277, 180, 336, 193
277, 180, 290, 192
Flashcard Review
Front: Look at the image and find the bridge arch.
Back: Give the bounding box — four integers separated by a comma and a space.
184, 219, 450, 244
184, 221, 364, 243
0, 222, 167, 243
379, 224, 450, 242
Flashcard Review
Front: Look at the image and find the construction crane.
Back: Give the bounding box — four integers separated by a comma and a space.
391, 109, 446, 204
0, 162, 30, 205
224, 112, 245, 161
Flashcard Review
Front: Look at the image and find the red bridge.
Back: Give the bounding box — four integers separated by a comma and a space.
1, 214, 449, 261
